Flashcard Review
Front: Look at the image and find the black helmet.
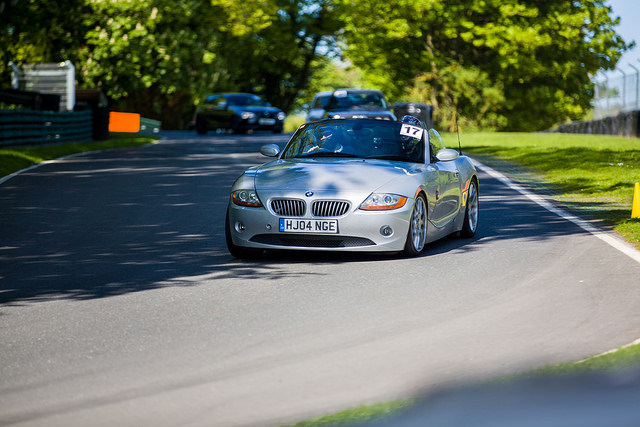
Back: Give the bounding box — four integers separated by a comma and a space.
400, 115, 425, 128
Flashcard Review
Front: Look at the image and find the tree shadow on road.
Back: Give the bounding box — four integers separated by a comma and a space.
0, 138, 596, 307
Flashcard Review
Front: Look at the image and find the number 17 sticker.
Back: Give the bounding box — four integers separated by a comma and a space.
400, 124, 424, 139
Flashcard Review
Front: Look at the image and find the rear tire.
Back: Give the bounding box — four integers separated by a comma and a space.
225, 208, 263, 259
460, 178, 478, 238
403, 194, 427, 256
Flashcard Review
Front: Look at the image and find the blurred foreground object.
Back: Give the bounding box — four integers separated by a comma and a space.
359, 366, 640, 427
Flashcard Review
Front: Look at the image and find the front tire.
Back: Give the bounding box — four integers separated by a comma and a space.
460, 178, 478, 238
225, 208, 263, 259
404, 194, 428, 256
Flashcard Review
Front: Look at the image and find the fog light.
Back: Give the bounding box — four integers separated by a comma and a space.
380, 225, 393, 237
266, 224, 272, 230
235, 222, 246, 232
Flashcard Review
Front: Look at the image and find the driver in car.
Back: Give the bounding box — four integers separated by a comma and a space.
304, 126, 345, 154
399, 115, 425, 159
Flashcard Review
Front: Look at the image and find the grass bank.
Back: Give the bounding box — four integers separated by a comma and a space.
450, 132, 640, 249
0, 133, 159, 179
285, 342, 640, 426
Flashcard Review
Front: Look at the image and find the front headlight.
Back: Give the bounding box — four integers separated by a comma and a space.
359, 193, 407, 211
277, 112, 286, 121
241, 111, 256, 120
232, 189, 262, 207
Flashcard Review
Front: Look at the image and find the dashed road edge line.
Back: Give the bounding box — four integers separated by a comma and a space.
472, 158, 640, 265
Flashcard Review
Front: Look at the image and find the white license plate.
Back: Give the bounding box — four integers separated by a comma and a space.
259, 118, 276, 125
279, 218, 338, 233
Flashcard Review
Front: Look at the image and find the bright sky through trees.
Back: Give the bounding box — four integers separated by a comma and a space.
602, 0, 639, 79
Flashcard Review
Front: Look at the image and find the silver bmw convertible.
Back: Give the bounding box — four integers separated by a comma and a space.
225, 117, 478, 258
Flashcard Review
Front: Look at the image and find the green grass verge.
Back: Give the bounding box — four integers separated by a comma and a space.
446, 132, 640, 249
532, 341, 640, 377
0, 133, 159, 178
284, 400, 414, 427
283, 342, 640, 426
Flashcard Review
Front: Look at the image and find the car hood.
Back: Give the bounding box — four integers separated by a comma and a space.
250, 158, 421, 195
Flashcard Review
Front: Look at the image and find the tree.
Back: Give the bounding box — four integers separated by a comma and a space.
337, 0, 632, 131
1, 0, 343, 128
78, 0, 221, 128
208, 0, 342, 113
0, 0, 91, 87
1, 1, 632, 131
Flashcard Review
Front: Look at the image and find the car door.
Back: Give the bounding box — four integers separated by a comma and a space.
428, 129, 461, 229
211, 95, 233, 129
199, 94, 219, 124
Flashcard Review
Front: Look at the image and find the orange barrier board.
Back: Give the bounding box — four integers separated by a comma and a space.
109, 112, 141, 132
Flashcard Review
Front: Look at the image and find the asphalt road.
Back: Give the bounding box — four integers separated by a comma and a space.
1, 131, 640, 427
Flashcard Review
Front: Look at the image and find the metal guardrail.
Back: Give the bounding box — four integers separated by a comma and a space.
140, 117, 161, 133
555, 110, 640, 137
0, 109, 92, 146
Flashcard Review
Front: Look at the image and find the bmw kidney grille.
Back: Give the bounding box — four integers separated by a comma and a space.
271, 199, 306, 216
270, 199, 350, 217
311, 200, 350, 217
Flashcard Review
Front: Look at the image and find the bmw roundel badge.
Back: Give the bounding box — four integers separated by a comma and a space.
305, 191, 314, 197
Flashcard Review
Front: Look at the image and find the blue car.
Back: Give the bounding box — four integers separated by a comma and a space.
193, 93, 286, 134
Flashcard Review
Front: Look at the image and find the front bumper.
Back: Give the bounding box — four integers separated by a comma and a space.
227, 199, 413, 252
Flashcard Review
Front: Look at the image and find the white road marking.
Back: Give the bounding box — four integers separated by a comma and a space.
474, 159, 640, 265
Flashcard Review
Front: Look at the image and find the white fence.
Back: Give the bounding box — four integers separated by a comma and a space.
9, 61, 76, 112
593, 64, 640, 119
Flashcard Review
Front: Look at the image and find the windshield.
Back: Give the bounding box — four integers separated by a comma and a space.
226, 94, 267, 107
282, 119, 425, 163
327, 92, 388, 110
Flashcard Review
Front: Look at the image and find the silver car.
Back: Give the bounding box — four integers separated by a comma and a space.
306, 89, 396, 122
225, 118, 479, 258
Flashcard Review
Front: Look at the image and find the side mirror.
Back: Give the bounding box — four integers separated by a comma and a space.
260, 144, 280, 157
435, 148, 459, 162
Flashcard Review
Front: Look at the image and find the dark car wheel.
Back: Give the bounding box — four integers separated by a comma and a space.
225, 208, 263, 259
195, 116, 208, 135
460, 178, 479, 238
404, 194, 427, 256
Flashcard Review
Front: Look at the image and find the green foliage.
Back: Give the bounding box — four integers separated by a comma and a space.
0, 0, 91, 83
284, 400, 413, 426
1, 0, 342, 129
1, 1, 632, 131
78, 0, 217, 128
337, 0, 632, 131
295, 57, 368, 111
207, 0, 343, 113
